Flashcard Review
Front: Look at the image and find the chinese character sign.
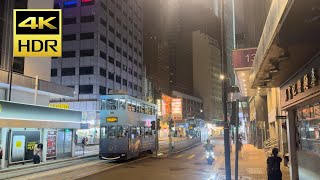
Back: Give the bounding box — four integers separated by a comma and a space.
161, 94, 172, 117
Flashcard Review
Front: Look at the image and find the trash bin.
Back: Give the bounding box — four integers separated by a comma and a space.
284, 153, 289, 166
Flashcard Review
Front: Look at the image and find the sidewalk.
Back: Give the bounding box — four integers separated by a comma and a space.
75, 144, 99, 157
218, 144, 290, 180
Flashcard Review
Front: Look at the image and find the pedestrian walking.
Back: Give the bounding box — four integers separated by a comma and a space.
267, 148, 282, 180
33, 141, 43, 164
85, 137, 89, 145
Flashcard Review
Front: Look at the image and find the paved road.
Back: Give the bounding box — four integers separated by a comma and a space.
79, 137, 224, 180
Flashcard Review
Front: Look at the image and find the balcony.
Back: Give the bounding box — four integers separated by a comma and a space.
0, 69, 74, 97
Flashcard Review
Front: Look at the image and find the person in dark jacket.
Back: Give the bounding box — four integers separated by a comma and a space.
267, 148, 282, 180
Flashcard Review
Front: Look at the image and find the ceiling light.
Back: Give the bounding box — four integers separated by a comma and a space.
242, 73, 245, 76
258, 87, 260, 90
243, 79, 246, 82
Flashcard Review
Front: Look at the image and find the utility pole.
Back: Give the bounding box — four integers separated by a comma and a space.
220, 0, 231, 179
235, 100, 239, 180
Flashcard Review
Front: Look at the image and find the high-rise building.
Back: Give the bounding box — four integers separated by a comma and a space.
192, 30, 222, 121
51, 0, 144, 126
143, 0, 170, 96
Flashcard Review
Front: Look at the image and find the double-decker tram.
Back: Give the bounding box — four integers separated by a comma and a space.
99, 94, 157, 160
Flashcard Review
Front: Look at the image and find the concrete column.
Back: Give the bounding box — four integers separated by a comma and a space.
71, 129, 76, 157
1, 128, 8, 169
286, 110, 299, 180
41, 129, 48, 163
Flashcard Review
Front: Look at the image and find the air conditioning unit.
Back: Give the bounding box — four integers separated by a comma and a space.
108, 90, 128, 95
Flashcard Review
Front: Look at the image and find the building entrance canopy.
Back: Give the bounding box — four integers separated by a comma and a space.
0, 100, 82, 129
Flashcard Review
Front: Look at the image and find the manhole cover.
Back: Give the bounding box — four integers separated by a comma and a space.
246, 168, 265, 175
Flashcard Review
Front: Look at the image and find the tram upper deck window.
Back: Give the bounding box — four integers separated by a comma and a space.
141, 104, 145, 114
101, 99, 107, 110
136, 101, 141, 113
119, 98, 126, 110
106, 99, 118, 110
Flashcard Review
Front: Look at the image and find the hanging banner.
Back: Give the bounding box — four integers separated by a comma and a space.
47, 131, 57, 158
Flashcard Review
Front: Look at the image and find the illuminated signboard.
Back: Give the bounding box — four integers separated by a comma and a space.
48, 104, 69, 109
157, 99, 162, 116
232, 48, 257, 69
171, 98, 182, 121
161, 94, 172, 117
106, 117, 118, 122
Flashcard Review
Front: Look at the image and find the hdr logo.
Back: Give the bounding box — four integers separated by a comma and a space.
13, 9, 62, 57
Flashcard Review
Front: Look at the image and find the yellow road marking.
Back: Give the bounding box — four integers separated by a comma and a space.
188, 155, 195, 159
176, 154, 183, 158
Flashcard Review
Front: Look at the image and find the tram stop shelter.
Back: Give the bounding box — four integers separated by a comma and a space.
0, 100, 82, 168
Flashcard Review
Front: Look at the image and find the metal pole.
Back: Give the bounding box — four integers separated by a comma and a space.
155, 118, 159, 156
8, 58, 14, 101
235, 100, 239, 180
220, 0, 231, 179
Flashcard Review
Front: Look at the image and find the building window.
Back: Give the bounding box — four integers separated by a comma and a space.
138, 40, 142, 45
134, 84, 137, 90
128, 68, 132, 75
123, 11, 127, 17
99, 86, 106, 95
80, 49, 94, 57
134, 71, 137, 77
108, 72, 114, 80
139, 75, 142, 80
116, 3, 122, 10
116, 17, 121, 25
62, 51, 76, 58
134, 59, 137, 65
100, 34, 107, 44
63, 34, 76, 41
81, 0, 95, 6
80, 15, 94, 23
128, 43, 132, 49
122, 79, 127, 86
129, 56, 133, 62
109, 25, 114, 33
122, 38, 127, 44
100, 51, 106, 60
100, 18, 107, 28
80, 32, 94, 40
62, 68, 75, 76
116, 61, 121, 68
100, 1, 107, 11
139, 86, 142, 93
109, 10, 114, 18
138, 51, 142, 57
64, 1, 77, 8
63, 17, 77, 25
79, 85, 93, 94
134, 47, 137, 53
51, 69, 57, 77
123, 24, 128, 31
109, 41, 114, 49
116, 75, 121, 83
122, 51, 127, 58
108, 56, 114, 64
116, 32, 121, 39
129, 82, 132, 88
100, 68, 106, 77
138, 63, 142, 68
134, 35, 137, 41
129, 30, 133, 36
116, 46, 121, 54
123, 65, 127, 71
79, 66, 94, 75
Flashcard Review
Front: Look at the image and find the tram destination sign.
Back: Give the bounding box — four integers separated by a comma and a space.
106, 117, 118, 122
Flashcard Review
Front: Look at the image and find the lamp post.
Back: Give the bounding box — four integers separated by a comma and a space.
220, 0, 232, 179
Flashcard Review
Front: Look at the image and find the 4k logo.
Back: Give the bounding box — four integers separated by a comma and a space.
13, 9, 62, 57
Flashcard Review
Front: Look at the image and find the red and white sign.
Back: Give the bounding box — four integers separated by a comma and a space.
171, 98, 182, 121
232, 48, 257, 69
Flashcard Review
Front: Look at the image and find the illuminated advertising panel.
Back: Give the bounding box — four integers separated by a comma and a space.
172, 98, 182, 121
161, 94, 172, 117
157, 99, 162, 116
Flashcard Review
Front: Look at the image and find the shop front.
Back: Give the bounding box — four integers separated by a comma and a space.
280, 56, 320, 179
0, 100, 82, 168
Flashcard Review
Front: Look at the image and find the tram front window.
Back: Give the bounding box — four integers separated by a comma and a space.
107, 126, 117, 138
117, 126, 128, 138
106, 99, 118, 110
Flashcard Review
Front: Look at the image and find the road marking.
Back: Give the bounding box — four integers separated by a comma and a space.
187, 155, 195, 159
175, 154, 183, 158
201, 155, 206, 160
